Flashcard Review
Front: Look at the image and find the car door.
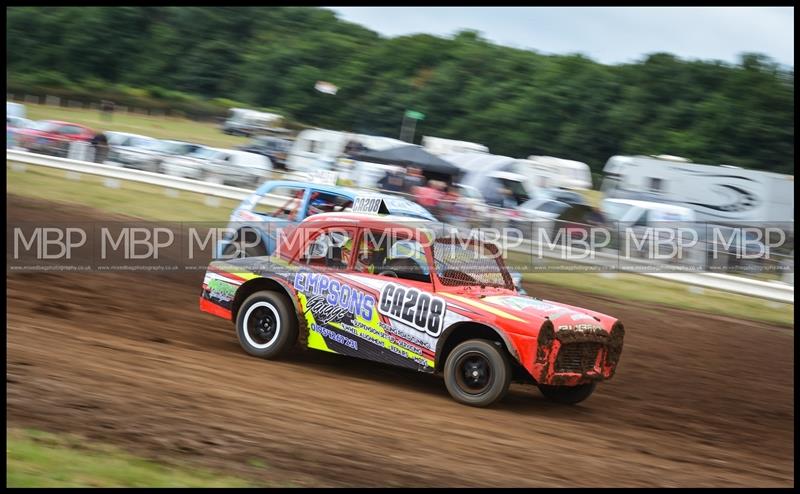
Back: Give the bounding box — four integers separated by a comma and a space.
293, 225, 369, 356
336, 226, 438, 370
249, 185, 309, 253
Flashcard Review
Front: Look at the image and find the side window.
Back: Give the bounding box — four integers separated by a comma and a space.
252, 186, 306, 219
59, 126, 82, 135
300, 228, 355, 269
307, 192, 353, 216
355, 229, 430, 283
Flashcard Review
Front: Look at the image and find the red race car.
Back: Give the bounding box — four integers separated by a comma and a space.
199, 199, 625, 407
16, 120, 95, 157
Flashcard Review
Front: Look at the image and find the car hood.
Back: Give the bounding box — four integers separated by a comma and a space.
442, 290, 617, 336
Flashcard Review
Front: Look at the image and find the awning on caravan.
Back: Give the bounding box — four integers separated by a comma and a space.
352, 144, 462, 179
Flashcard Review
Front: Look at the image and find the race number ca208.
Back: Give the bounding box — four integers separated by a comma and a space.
378, 283, 446, 337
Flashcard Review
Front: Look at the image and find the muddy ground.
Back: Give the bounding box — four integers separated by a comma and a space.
6, 194, 794, 486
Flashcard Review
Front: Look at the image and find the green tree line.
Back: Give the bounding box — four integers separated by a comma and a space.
6, 6, 794, 173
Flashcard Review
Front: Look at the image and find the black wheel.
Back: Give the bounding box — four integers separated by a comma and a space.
236, 291, 298, 359
443, 339, 511, 407
537, 382, 597, 405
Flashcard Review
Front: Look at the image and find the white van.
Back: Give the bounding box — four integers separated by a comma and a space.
204, 149, 273, 187
221, 108, 283, 137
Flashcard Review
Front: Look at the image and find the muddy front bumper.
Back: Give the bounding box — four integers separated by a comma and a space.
530, 321, 625, 386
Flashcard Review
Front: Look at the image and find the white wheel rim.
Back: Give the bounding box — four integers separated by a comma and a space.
243, 301, 281, 349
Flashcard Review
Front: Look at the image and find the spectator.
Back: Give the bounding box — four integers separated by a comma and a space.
416, 179, 446, 219
404, 165, 425, 195
500, 187, 518, 209
442, 185, 469, 227
343, 139, 365, 158
100, 100, 115, 122
378, 168, 405, 192
90, 132, 109, 164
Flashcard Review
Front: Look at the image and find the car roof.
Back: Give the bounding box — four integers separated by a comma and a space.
251, 181, 436, 220
300, 213, 503, 244
254, 180, 356, 196
106, 131, 155, 139
43, 120, 89, 127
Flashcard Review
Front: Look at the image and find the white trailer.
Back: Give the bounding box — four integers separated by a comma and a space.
422, 136, 489, 156
524, 156, 593, 190
286, 129, 405, 173
601, 155, 794, 224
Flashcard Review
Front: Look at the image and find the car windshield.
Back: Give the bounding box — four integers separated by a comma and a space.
190, 147, 219, 160
499, 178, 530, 204
432, 236, 513, 290
128, 136, 157, 147
7, 117, 31, 128
140, 140, 171, 152
156, 141, 195, 154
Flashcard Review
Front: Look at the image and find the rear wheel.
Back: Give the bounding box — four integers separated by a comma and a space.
443, 339, 511, 407
537, 382, 597, 405
236, 291, 298, 359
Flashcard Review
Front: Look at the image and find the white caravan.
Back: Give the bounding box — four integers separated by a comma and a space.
286, 129, 406, 173
601, 155, 794, 224
422, 136, 489, 156
443, 152, 592, 191
525, 156, 593, 190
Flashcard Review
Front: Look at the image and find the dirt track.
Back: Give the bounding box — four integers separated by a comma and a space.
6, 194, 794, 487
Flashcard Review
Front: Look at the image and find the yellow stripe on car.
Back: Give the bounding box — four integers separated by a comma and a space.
439, 293, 526, 323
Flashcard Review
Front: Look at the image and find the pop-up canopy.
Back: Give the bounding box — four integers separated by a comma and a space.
352, 144, 462, 181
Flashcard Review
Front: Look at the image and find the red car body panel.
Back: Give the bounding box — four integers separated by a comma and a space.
16, 120, 95, 154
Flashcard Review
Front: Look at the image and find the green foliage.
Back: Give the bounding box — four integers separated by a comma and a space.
6, 7, 794, 173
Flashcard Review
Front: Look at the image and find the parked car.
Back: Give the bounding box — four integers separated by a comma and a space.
15, 120, 95, 157
7, 101, 26, 119
160, 146, 223, 181
199, 204, 625, 407
512, 198, 604, 242
601, 198, 698, 261
105, 132, 161, 171
6, 116, 34, 148
203, 149, 273, 187
238, 136, 292, 169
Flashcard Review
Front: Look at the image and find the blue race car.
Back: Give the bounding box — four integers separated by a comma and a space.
215, 180, 528, 295
216, 180, 436, 258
